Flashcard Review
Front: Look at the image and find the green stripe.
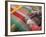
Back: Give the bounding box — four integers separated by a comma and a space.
11, 15, 27, 31
22, 6, 32, 13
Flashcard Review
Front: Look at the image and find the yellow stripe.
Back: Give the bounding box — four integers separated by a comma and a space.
12, 6, 22, 13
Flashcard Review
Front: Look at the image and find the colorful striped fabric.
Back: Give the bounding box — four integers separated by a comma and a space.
11, 14, 28, 31
11, 5, 33, 31
13, 12, 25, 23
11, 5, 42, 31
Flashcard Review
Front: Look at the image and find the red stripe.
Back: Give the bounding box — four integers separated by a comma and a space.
18, 9, 28, 15
13, 12, 25, 22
